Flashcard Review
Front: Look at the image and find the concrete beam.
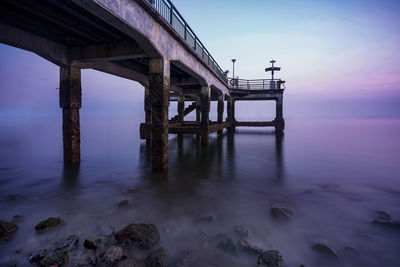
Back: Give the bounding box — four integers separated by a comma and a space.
73, 61, 149, 87
0, 23, 69, 66
234, 121, 276, 127
70, 40, 147, 62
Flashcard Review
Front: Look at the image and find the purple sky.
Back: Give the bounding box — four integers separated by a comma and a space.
1, 0, 399, 119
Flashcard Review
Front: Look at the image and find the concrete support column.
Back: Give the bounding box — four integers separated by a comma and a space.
200, 86, 210, 144
149, 58, 170, 171
227, 98, 235, 130
144, 87, 152, 124
217, 94, 224, 135
144, 87, 151, 143
60, 65, 82, 165
177, 94, 184, 124
275, 96, 285, 131
196, 100, 201, 123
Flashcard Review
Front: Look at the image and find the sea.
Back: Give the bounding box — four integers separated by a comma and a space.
0, 117, 399, 266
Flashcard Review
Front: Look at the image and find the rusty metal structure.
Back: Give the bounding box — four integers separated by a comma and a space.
0, 0, 285, 171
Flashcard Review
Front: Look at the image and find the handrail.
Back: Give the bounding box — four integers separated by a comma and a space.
147, 0, 228, 84
228, 78, 286, 90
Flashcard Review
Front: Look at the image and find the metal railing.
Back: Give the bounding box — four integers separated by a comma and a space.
147, 0, 228, 84
228, 78, 286, 91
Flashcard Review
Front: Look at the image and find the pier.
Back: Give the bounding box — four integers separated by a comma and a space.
0, 0, 285, 171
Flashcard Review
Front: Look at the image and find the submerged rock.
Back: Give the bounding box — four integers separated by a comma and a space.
175, 250, 193, 267
84, 237, 101, 250
103, 246, 124, 265
311, 243, 338, 259
193, 216, 215, 224
118, 200, 130, 208
11, 215, 23, 224
0, 220, 18, 241
256, 250, 283, 267
372, 210, 400, 229
217, 237, 237, 255
237, 239, 264, 254
234, 225, 251, 239
270, 204, 294, 220
118, 258, 145, 267
35, 217, 64, 232
372, 219, 400, 229
28, 249, 48, 263
40, 249, 69, 267
376, 211, 391, 221
53, 234, 79, 252
115, 223, 160, 250
145, 248, 167, 267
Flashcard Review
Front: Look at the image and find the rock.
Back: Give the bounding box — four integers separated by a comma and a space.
40, 249, 69, 267
257, 250, 283, 267
372, 211, 400, 229
0, 220, 18, 241
234, 225, 251, 239
103, 246, 124, 265
84, 237, 101, 250
237, 239, 264, 254
175, 250, 193, 267
311, 243, 338, 259
372, 219, 400, 229
217, 237, 237, 255
271, 204, 294, 220
115, 223, 160, 250
118, 200, 130, 208
117, 258, 145, 267
11, 215, 23, 224
88, 254, 97, 265
35, 217, 64, 232
28, 249, 48, 263
193, 216, 215, 224
145, 248, 167, 267
343, 246, 359, 255
53, 234, 79, 252
6, 194, 18, 201
376, 211, 391, 220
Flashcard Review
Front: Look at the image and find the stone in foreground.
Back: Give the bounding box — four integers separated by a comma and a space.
40, 249, 69, 267
115, 223, 160, 250
0, 220, 18, 241
237, 239, 264, 254
256, 250, 283, 267
145, 248, 167, 267
35, 217, 64, 232
84, 236, 101, 250
217, 237, 237, 255
311, 243, 338, 259
270, 204, 294, 220
103, 246, 124, 265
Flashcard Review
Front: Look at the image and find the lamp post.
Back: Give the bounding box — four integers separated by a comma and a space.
231, 59, 236, 80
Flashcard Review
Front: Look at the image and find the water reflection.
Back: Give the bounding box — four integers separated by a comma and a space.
61, 164, 81, 187
138, 130, 284, 184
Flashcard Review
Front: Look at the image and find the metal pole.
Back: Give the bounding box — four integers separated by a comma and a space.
231, 59, 236, 80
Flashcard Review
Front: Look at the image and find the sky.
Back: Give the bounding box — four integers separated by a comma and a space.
0, 0, 400, 118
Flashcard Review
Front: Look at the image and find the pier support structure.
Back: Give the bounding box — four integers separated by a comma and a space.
60, 65, 82, 165
177, 94, 184, 124
275, 96, 285, 131
144, 86, 152, 143
217, 94, 224, 135
200, 86, 210, 144
149, 58, 170, 171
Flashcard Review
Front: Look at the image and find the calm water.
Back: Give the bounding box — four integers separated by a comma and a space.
0, 117, 399, 266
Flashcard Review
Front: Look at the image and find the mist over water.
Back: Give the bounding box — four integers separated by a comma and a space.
0, 117, 399, 266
